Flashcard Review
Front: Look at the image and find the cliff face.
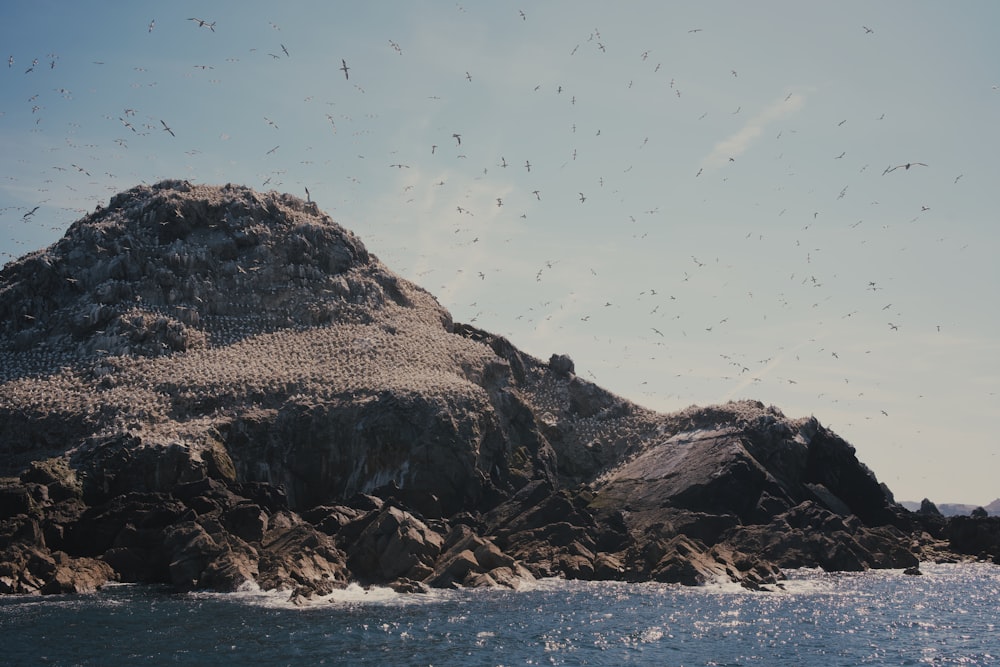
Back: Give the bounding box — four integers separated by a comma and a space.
1, 181, 990, 597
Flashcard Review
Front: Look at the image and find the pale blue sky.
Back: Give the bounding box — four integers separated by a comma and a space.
2, 1, 998, 505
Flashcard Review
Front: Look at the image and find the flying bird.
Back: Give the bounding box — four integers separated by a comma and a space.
22, 206, 39, 219
188, 18, 216, 31
883, 162, 928, 174
160, 119, 175, 136
148, 19, 155, 33
340, 59, 350, 79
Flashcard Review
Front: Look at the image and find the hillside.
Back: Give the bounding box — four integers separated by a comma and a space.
1, 180, 996, 597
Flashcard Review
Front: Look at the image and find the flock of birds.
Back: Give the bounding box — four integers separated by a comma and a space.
0, 6, 993, 501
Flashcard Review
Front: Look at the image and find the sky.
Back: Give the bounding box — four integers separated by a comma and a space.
1, 1, 998, 506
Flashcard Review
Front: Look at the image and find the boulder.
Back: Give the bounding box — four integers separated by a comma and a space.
257, 516, 349, 596
40, 552, 116, 594
345, 506, 444, 583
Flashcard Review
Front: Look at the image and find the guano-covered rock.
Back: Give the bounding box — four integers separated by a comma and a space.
0, 180, 982, 598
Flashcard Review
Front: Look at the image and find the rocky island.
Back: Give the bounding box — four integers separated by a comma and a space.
1, 180, 997, 599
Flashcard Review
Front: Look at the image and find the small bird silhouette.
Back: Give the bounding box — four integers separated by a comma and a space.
340, 59, 350, 80
188, 18, 215, 32
883, 162, 927, 174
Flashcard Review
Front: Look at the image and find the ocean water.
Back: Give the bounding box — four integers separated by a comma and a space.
2, 563, 998, 666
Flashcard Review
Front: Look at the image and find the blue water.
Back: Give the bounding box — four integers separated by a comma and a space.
2, 563, 998, 666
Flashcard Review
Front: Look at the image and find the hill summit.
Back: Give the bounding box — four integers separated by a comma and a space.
1, 180, 995, 597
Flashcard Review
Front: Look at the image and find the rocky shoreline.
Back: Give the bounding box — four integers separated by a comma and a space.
2, 181, 997, 599
3, 447, 998, 598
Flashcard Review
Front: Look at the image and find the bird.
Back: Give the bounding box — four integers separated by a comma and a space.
281, 44, 289, 57
883, 162, 927, 174
578, 192, 586, 202
22, 206, 39, 219
863, 26, 874, 34
148, 19, 155, 33
304, 186, 311, 202
160, 120, 175, 136
340, 59, 350, 79
188, 18, 216, 31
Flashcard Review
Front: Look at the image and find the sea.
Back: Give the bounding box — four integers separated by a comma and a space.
2, 563, 997, 666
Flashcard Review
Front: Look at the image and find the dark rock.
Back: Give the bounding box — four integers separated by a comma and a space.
918, 498, 943, 516
257, 517, 349, 596
40, 552, 115, 594
424, 524, 532, 589
548, 353, 575, 377
345, 506, 444, 583
224, 504, 268, 543
0, 485, 32, 520
947, 515, 1000, 561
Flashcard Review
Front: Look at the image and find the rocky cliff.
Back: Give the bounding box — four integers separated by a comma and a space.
1, 181, 994, 598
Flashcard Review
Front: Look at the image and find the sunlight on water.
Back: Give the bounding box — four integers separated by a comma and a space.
1, 563, 998, 666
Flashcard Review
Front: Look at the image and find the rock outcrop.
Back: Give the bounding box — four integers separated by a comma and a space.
0, 180, 990, 598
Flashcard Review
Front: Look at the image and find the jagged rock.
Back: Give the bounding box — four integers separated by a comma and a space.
256, 516, 349, 596
919, 498, 943, 516
346, 506, 444, 583
946, 515, 1000, 562
725, 501, 918, 572
424, 524, 532, 589
0, 180, 987, 596
548, 353, 574, 377
40, 552, 116, 594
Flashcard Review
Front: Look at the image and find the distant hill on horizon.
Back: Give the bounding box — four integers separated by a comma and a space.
900, 499, 1000, 517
